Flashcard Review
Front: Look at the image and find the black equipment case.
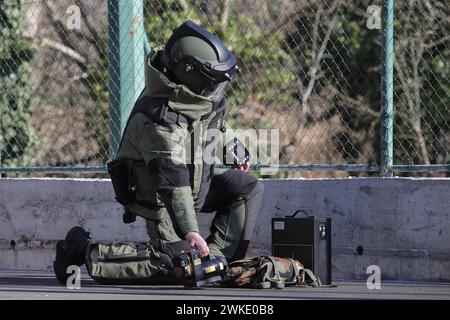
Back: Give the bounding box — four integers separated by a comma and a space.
272, 211, 332, 285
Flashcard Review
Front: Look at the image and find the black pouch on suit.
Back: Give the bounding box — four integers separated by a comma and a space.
107, 159, 136, 206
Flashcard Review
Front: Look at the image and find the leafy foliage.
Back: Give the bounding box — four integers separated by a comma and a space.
0, 0, 38, 167
144, 0, 296, 110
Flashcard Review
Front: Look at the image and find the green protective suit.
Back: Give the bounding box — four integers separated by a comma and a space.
117, 49, 263, 260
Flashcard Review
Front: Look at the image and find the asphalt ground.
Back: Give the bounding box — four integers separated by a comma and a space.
0, 270, 449, 300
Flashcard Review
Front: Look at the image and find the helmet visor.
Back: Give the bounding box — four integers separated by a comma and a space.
196, 53, 239, 83
201, 81, 229, 100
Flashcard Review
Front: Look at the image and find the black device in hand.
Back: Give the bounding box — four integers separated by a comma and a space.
172, 250, 227, 288
223, 137, 250, 167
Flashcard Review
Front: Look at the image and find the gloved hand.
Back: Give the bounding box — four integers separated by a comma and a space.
185, 231, 209, 257
234, 162, 250, 173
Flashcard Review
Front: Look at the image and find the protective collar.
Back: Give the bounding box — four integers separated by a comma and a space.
140, 48, 216, 121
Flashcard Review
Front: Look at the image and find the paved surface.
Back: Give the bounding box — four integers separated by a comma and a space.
0, 270, 449, 300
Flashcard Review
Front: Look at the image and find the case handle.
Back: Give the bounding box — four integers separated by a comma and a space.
287, 209, 310, 218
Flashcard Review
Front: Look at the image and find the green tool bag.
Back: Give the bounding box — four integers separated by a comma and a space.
85, 241, 181, 285
221, 256, 322, 289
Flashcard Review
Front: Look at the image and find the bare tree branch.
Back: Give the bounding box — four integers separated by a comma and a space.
76, 0, 106, 59
302, 12, 339, 105
395, 52, 415, 112
43, 0, 87, 71
411, 39, 430, 165
177, 0, 189, 11
421, 35, 450, 49
39, 37, 87, 66
395, 32, 431, 166
293, 0, 340, 141
221, 0, 232, 28
329, 86, 379, 118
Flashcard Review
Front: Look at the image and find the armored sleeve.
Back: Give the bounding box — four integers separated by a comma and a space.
138, 119, 199, 236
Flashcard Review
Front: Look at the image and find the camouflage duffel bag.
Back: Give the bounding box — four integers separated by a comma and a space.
85, 241, 181, 285
221, 256, 321, 289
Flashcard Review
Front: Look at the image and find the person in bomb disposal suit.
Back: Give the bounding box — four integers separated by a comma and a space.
53, 21, 264, 284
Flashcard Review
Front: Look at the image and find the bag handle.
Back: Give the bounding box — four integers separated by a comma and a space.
287, 209, 310, 218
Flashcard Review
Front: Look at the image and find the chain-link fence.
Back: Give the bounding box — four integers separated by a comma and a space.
0, 0, 448, 177
1, 0, 109, 173
393, 0, 449, 170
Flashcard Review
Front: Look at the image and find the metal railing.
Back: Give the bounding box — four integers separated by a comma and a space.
0, 0, 448, 176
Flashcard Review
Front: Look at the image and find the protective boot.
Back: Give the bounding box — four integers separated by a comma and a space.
53, 226, 91, 284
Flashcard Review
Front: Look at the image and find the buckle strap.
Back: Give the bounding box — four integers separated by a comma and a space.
136, 243, 148, 257
303, 268, 322, 287
159, 104, 169, 123
159, 104, 189, 125
130, 96, 189, 126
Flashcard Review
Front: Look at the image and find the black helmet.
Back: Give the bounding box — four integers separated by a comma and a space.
161, 20, 239, 97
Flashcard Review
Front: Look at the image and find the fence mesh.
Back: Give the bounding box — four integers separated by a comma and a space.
0, 0, 448, 176
392, 0, 449, 167
1, 0, 110, 170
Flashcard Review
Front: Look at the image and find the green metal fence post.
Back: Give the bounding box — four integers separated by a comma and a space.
380, 0, 394, 177
108, 0, 148, 159
0, 122, 2, 176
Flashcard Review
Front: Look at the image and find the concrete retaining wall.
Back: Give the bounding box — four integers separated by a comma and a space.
0, 177, 449, 282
